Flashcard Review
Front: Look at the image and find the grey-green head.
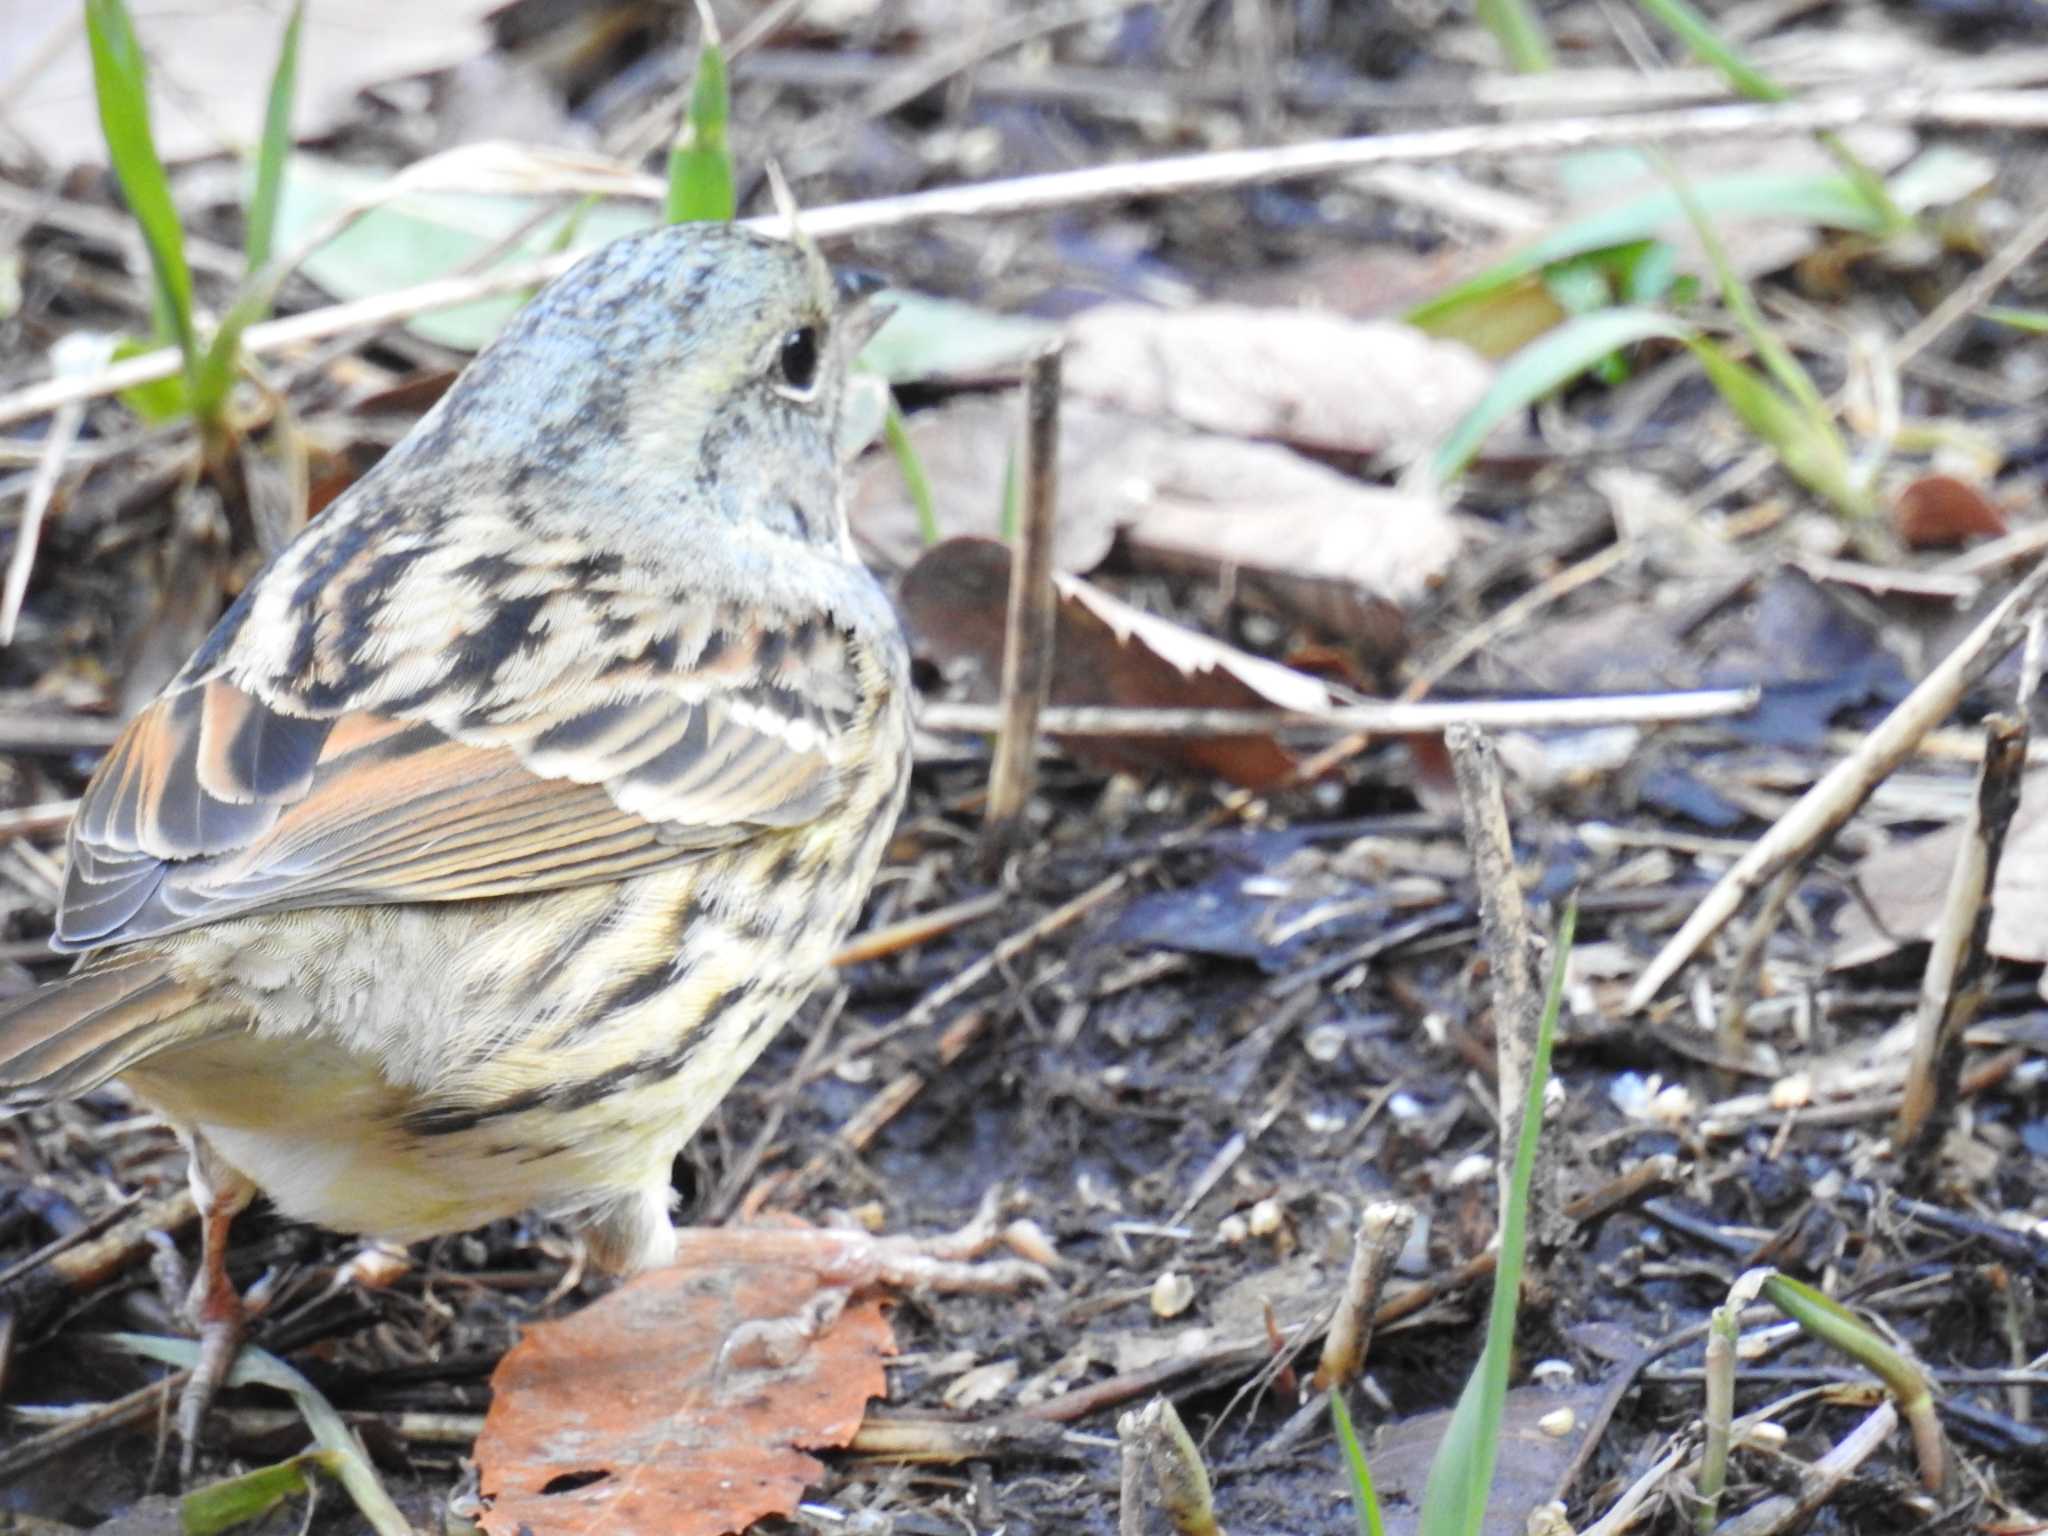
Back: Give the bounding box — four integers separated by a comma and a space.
396, 222, 885, 559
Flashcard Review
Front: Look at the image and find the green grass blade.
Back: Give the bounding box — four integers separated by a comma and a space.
883, 398, 940, 546
1418, 900, 1577, 1536
106, 1334, 410, 1536
85, 0, 197, 380
1477, 0, 1553, 72
1430, 307, 1692, 484
181, 1452, 341, 1536
1330, 1391, 1387, 1536
1628, 0, 1901, 228
1653, 150, 1826, 419
1983, 306, 2048, 333
1629, 0, 1782, 99
665, 5, 734, 224
1408, 169, 1889, 335
243, 0, 305, 276
1681, 336, 1865, 515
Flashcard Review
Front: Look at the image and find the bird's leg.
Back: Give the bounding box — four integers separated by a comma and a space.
176, 1141, 256, 1480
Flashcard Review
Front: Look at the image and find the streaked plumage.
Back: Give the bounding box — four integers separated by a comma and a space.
0, 224, 913, 1431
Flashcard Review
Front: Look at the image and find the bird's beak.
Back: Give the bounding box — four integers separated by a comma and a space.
841, 293, 896, 355
833, 266, 888, 303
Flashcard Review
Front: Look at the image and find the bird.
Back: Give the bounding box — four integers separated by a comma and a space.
0, 221, 917, 1464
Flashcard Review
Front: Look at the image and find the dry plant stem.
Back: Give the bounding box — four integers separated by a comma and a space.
0, 1190, 197, 1333
1402, 543, 1631, 701
1447, 725, 1560, 1253
1627, 555, 2048, 1011
0, 387, 87, 645
1119, 1398, 1227, 1536
1714, 1401, 1899, 1536
1894, 711, 2029, 1162
1719, 865, 1800, 1063
1890, 198, 2048, 369
830, 890, 1007, 966
1696, 1306, 1739, 1534
1312, 1200, 1417, 1391
7, 90, 2046, 431
983, 345, 1063, 861
921, 687, 1758, 739
1119, 1412, 1147, 1536
0, 713, 121, 754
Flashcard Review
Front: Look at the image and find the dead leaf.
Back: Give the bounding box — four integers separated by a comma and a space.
474, 1232, 894, 1536
854, 399, 1456, 656
1831, 775, 2048, 970
900, 536, 1339, 788
1061, 304, 1493, 458
1367, 1382, 1607, 1536
8, 2, 497, 166
1893, 472, 2009, 548
849, 397, 1125, 573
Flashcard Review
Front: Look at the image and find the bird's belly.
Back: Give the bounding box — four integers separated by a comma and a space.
125, 1030, 681, 1243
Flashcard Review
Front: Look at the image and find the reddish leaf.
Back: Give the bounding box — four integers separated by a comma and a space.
901, 536, 1339, 788
475, 1231, 894, 1536
1892, 472, 2007, 548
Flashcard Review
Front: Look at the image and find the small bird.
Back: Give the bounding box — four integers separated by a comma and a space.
0, 223, 914, 1457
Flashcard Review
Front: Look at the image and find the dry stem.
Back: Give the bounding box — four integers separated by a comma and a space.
1627, 556, 2048, 1011
983, 344, 1063, 861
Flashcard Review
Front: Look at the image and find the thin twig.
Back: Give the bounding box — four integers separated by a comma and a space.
4, 90, 2044, 430
1890, 198, 2048, 369
983, 345, 1063, 859
1894, 711, 2028, 1164
1627, 556, 2048, 1010
922, 687, 1758, 739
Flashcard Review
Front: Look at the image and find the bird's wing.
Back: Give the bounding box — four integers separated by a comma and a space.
56, 615, 870, 952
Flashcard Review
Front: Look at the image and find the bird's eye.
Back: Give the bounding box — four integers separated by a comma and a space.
777, 326, 821, 394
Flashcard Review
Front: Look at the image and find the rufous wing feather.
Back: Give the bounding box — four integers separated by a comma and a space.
56, 620, 863, 952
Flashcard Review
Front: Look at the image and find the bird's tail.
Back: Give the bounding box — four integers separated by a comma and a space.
0, 952, 203, 1099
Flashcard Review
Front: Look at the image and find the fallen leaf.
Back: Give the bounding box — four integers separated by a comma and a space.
855, 399, 1455, 655
277, 151, 658, 350
474, 1231, 894, 1536
9, 2, 497, 166
1366, 1383, 1607, 1536
900, 536, 1339, 788
862, 293, 1058, 386
1892, 472, 2008, 548
1830, 775, 2048, 971
849, 397, 1126, 574
1061, 304, 1492, 458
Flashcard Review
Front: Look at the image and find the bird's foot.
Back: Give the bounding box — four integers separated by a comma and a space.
684, 1188, 1056, 1381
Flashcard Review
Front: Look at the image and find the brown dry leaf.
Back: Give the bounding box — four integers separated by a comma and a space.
1830, 776, 2048, 971
474, 1232, 894, 1536
1060, 304, 1493, 457
1892, 472, 2009, 548
853, 400, 1456, 655
900, 536, 1339, 788
8, 2, 497, 166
